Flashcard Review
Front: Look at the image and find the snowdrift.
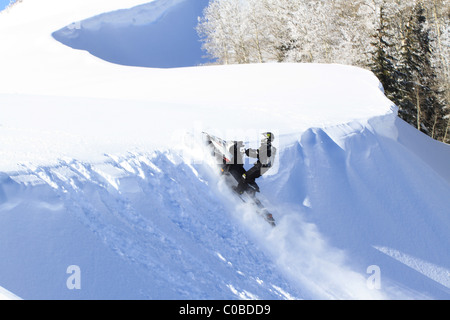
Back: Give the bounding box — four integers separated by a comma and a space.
0, 0, 449, 299
52, 0, 212, 68
1, 112, 448, 300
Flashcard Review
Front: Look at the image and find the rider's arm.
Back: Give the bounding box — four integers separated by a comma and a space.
245, 148, 259, 158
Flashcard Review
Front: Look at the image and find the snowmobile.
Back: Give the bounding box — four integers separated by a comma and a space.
203, 132, 276, 227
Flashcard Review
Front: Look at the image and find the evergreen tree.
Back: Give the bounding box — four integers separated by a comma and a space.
397, 1, 444, 135
369, 3, 400, 104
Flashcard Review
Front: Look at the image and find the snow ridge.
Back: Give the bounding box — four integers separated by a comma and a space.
0, 285, 21, 300
52, 0, 211, 68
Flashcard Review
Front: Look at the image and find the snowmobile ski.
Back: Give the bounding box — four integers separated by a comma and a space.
234, 189, 276, 227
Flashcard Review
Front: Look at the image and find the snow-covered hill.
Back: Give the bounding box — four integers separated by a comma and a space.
52, 0, 212, 68
0, 0, 449, 300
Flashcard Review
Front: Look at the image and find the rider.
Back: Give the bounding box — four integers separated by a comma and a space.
234, 132, 277, 194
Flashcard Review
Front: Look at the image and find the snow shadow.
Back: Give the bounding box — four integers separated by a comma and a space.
52, 0, 212, 68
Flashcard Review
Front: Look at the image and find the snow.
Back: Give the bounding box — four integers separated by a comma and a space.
52, 0, 212, 68
0, 0, 449, 300
0, 285, 21, 300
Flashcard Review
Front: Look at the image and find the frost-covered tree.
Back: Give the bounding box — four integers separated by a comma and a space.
261, 0, 301, 62
428, 0, 450, 142
197, 0, 449, 142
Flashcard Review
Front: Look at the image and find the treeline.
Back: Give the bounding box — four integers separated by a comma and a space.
197, 0, 449, 143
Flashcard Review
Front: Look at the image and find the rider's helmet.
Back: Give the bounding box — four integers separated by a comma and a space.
261, 132, 275, 143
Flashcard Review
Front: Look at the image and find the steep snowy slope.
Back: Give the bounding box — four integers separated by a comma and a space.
0, 0, 449, 300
